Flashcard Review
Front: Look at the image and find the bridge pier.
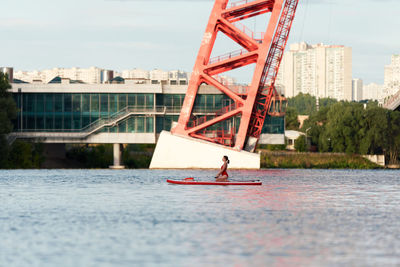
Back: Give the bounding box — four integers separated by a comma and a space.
150, 131, 260, 169
110, 144, 125, 169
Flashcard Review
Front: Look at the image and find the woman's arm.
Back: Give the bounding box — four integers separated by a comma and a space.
221, 163, 227, 173
215, 163, 227, 178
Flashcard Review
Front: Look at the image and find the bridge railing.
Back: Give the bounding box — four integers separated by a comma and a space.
81, 105, 166, 134
208, 22, 264, 65
189, 102, 241, 128
232, 21, 265, 42
14, 106, 166, 134
384, 89, 400, 110
209, 49, 248, 65
229, 0, 258, 8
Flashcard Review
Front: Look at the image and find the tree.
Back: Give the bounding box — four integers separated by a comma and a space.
285, 107, 300, 130
8, 141, 33, 169
0, 72, 17, 167
287, 93, 337, 116
301, 106, 330, 151
295, 98, 400, 163
319, 97, 337, 109
6, 141, 45, 169
359, 106, 389, 155
66, 144, 113, 168
287, 93, 316, 115
294, 135, 307, 152
386, 111, 400, 164
322, 102, 365, 154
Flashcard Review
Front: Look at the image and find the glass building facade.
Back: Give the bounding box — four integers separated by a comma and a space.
13, 93, 284, 135
156, 94, 232, 113
263, 116, 285, 134
13, 93, 154, 133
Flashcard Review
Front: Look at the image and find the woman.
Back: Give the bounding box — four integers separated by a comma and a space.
215, 156, 230, 182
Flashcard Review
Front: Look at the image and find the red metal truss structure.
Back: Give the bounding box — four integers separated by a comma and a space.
171, 0, 299, 151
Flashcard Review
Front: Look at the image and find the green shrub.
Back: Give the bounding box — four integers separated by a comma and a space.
6, 141, 45, 169
261, 152, 381, 169
295, 135, 307, 152
66, 144, 154, 169
66, 144, 113, 168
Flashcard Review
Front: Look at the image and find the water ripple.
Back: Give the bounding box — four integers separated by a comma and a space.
0, 169, 399, 266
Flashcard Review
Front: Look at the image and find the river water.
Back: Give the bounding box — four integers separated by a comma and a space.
0, 169, 399, 267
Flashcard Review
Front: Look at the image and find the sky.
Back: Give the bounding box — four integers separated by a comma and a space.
1, 0, 399, 84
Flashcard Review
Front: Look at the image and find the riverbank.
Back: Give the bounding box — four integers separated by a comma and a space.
3, 141, 388, 170
260, 151, 382, 169
65, 148, 384, 170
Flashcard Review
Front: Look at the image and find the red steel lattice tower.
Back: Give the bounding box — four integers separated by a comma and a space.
171, 0, 299, 152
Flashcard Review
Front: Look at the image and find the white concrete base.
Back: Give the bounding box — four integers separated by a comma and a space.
109, 143, 125, 169
150, 131, 260, 169
363, 155, 385, 167
109, 165, 125, 169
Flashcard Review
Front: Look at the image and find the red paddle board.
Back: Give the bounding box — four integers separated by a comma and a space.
166, 179, 262, 186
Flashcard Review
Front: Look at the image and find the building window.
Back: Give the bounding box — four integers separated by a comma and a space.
262, 115, 285, 134
100, 94, 109, 117
109, 94, 118, 113
118, 120, 127, 133
146, 117, 154, 133
136, 117, 145, 133
64, 94, 72, 112
137, 94, 145, 108
119, 94, 127, 110
36, 94, 45, 113
147, 94, 154, 108
45, 94, 53, 113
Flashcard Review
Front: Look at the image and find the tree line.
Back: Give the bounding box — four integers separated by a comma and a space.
286, 93, 400, 164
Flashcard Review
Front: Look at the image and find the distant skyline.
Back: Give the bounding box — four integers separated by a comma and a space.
1, 0, 399, 84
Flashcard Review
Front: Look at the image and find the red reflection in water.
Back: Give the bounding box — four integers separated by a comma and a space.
224, 170, 309, 211
209, 169, 316, 266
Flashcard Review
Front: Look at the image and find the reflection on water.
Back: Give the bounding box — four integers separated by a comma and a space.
0, 169, 399, 266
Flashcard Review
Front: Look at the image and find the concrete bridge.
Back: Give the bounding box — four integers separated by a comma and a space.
383, 90, 400, 111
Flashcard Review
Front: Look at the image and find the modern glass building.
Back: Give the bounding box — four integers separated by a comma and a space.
10, 81, 284, 144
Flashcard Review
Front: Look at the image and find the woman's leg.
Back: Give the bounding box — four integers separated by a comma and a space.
216, 175, 228, 182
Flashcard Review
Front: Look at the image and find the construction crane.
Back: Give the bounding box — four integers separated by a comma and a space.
170, 0, 299, 153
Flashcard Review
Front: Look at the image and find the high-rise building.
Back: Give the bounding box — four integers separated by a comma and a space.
121, 69, 150, 80
352, 79, 363, 101
150, 69, 169, 83
13, 67, 234, 87
277, 42, 352, 101
14, 67, 105, 84
363, 83, 384, 101
168, 70, 189, 85
13, 70, 41, 83
384, 54, 400, 97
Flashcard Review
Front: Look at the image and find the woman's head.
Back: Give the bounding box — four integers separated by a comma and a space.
223, 155, 230, 164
